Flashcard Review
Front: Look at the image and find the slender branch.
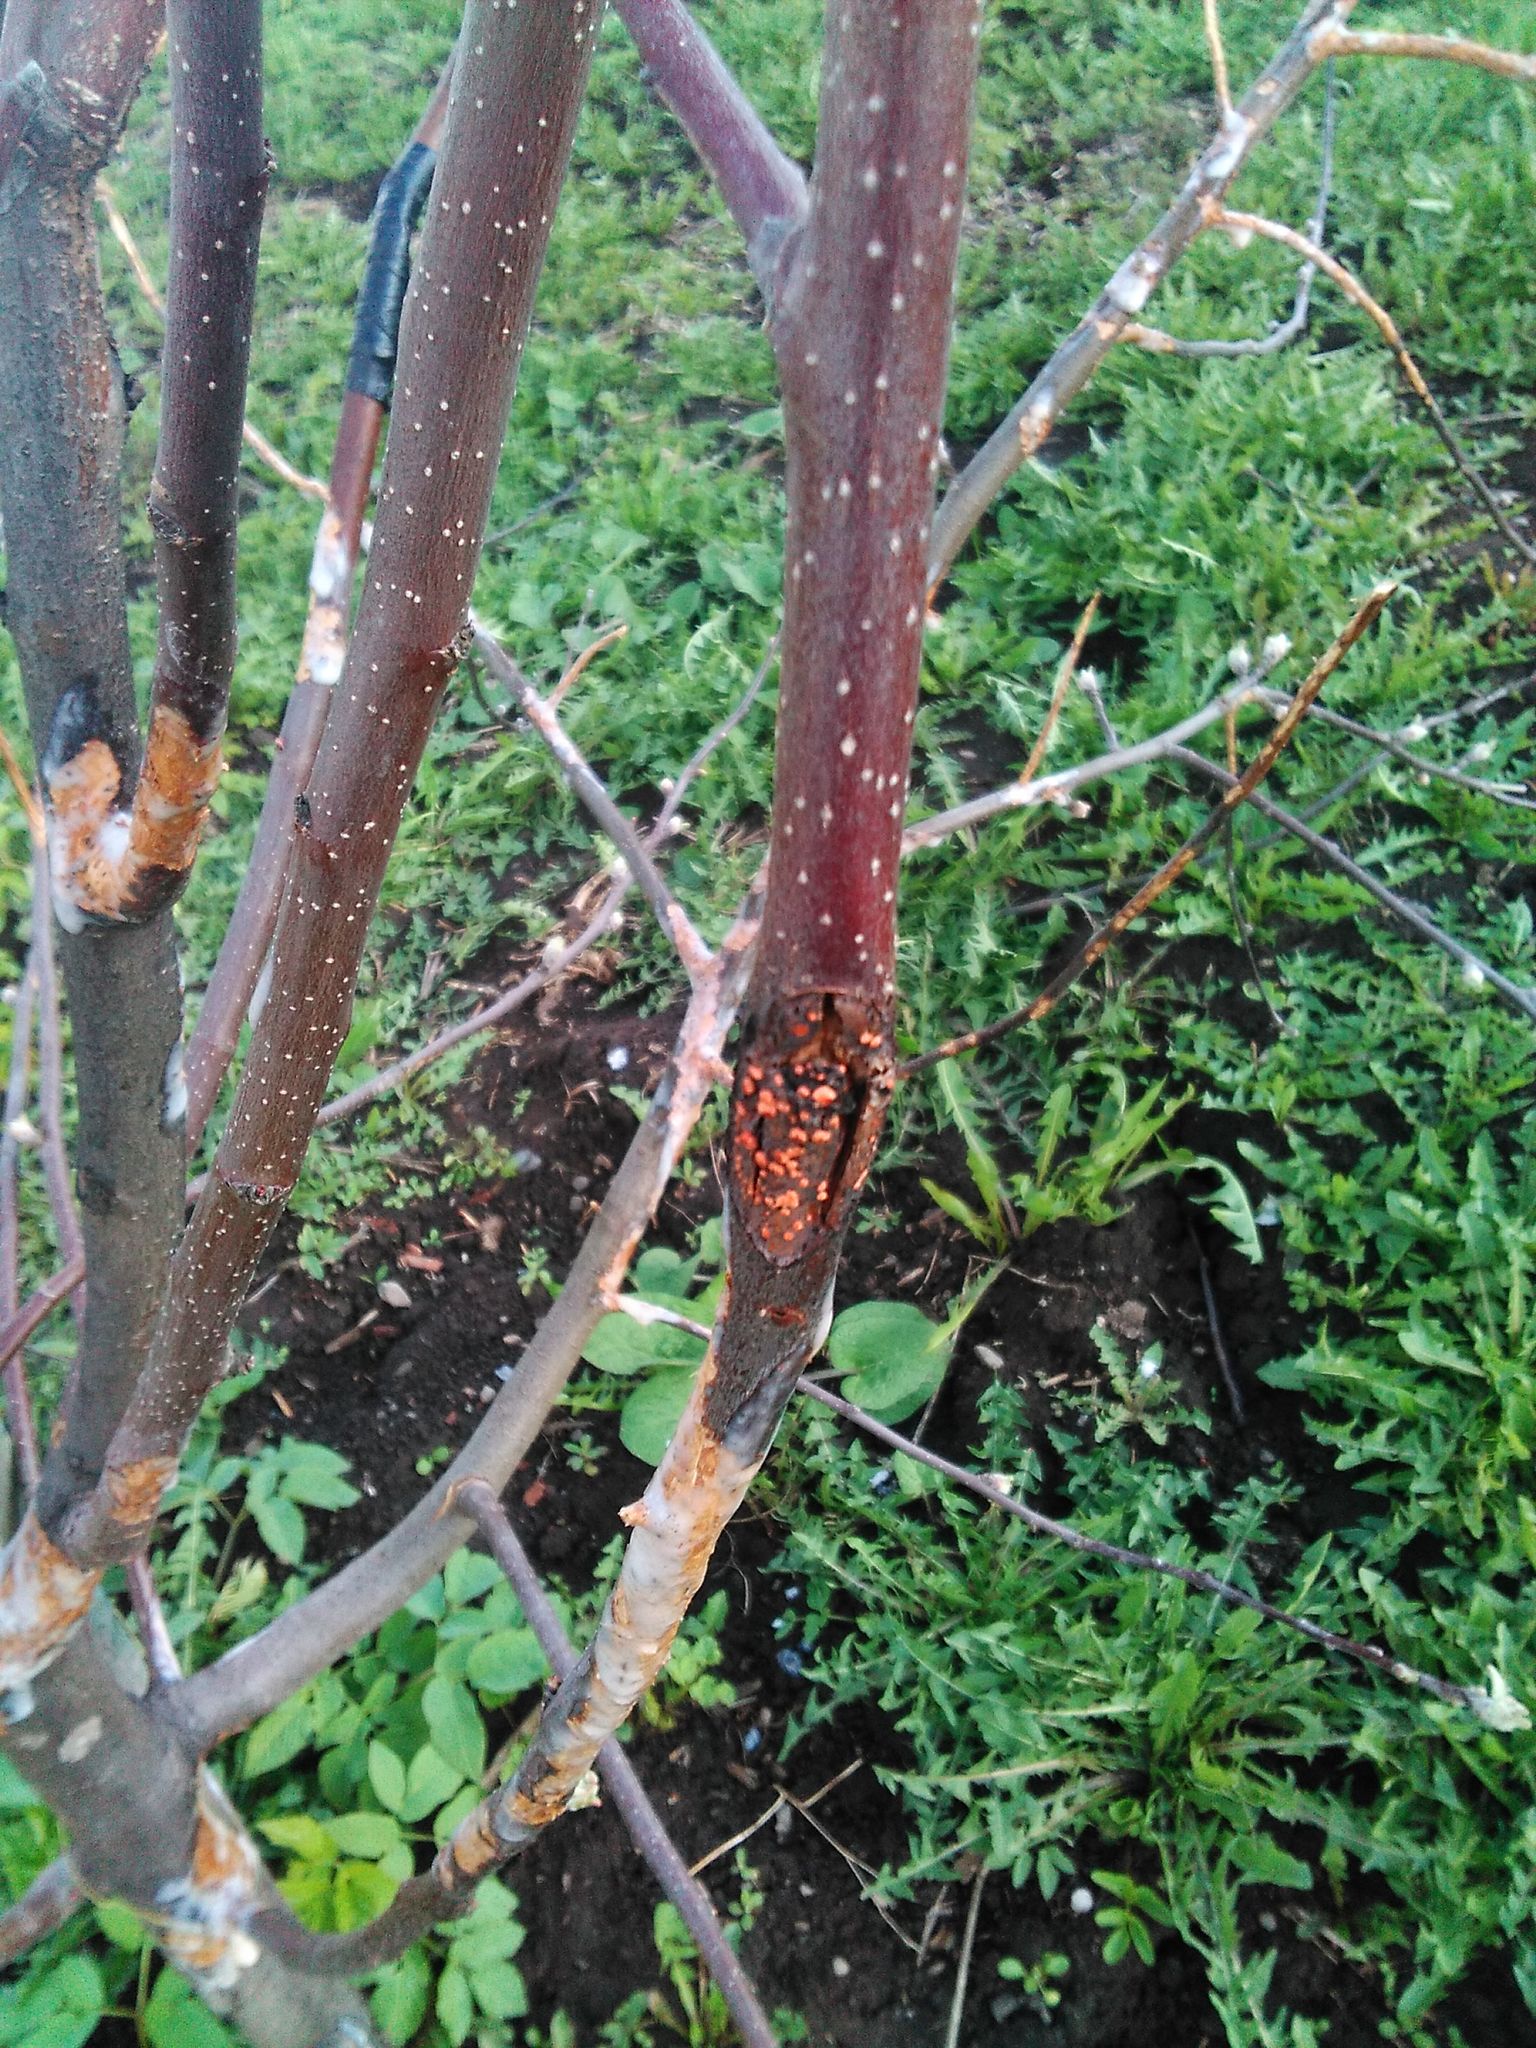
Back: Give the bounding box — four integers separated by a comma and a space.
256, 1481, 782, 2048
96, 178, 328, 502
303, 637, 775, 1128
1019, 593, 1099, 785
1202, 0, 1235, 123
1172, 751, 1536, 1025
927, 0, 1360, 586
1121, 62, 1335, 361
184, 60, 455, 1144
0, 1258, 84, 1389
614, 0, 808, 297
1248, 686, 1536, 808
125, 1551, 181, 1691
899, 676, 1274, 852
50, 0, 604, 1577
472, 619, 711, 969
38, 0, 269, 928
797, 1384, 1524, 1724
548, 619, 628, 710
464, 1491, 779, 2048
0, 1855, 81, 1964
176, 894, 761, 1749
902, 584, 1394, 1075
0, 949, 40, 1492
1213, 208, 1536, 571
1309, 26, 1536, 84
30, 844, 84, 1329
942, 1870, 986, 2048
1265, 672, 1536, 837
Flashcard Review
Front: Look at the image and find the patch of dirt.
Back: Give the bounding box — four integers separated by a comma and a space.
222, 962, 1524, 2046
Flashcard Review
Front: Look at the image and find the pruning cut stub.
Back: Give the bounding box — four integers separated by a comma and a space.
41, 677, 221, 929
730, 991, 892, 1264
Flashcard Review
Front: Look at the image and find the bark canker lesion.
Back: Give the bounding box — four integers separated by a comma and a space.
728, 990, 892, 1265
147, 1770, 264, 1996
41, 676, 222, 931
0, 1511, 100, 1709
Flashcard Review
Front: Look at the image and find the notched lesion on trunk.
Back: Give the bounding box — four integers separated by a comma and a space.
40, 676, 221, 930
728, 990, 892, 1265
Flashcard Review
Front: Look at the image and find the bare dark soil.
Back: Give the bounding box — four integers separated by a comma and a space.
224, 962, 1522, 2048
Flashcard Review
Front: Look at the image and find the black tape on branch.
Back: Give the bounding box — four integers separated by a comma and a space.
345, 140, 438, 404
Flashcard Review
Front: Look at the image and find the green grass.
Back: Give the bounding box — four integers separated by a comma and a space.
1, 1, 1534, 2042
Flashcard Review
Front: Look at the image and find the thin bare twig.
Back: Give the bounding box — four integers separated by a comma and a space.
0, 1855, 81, 1964
1188, 1219, 1245, 1426
548, 620, 628, 711
1123, 62, 1335, 361
1202, 0, 1235, 123
943, 1869, 987, 2048
1265, 672, 1536, 837
124, 1552, 181, 1690
903, 585, 1394, 1073
455, 1484, 780, 2048
927, 0, 1362, 586
1213, 208, 1536, 571
0, 1258, 85, 1389
0, 726, 41, 838
900, 678, 1272, 852
1171, 749, 1536, 1025
687, 1758, 864, 1879
1019, 593, 1099, 786
472, 619, 712, 972
1249, 686, 1536, 808
798, 1383, 1524, 1724
1309, 26, 1536, 84
0, 954, 41, 1492
96, 176, 327, 500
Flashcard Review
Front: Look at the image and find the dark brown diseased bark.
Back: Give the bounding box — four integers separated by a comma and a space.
58, 0, 606, 1567
0, 3, 186, 1538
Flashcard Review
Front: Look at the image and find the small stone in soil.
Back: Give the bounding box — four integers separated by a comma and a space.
832, 1957, 850, 1979
1070, 1885, 1095, 1915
